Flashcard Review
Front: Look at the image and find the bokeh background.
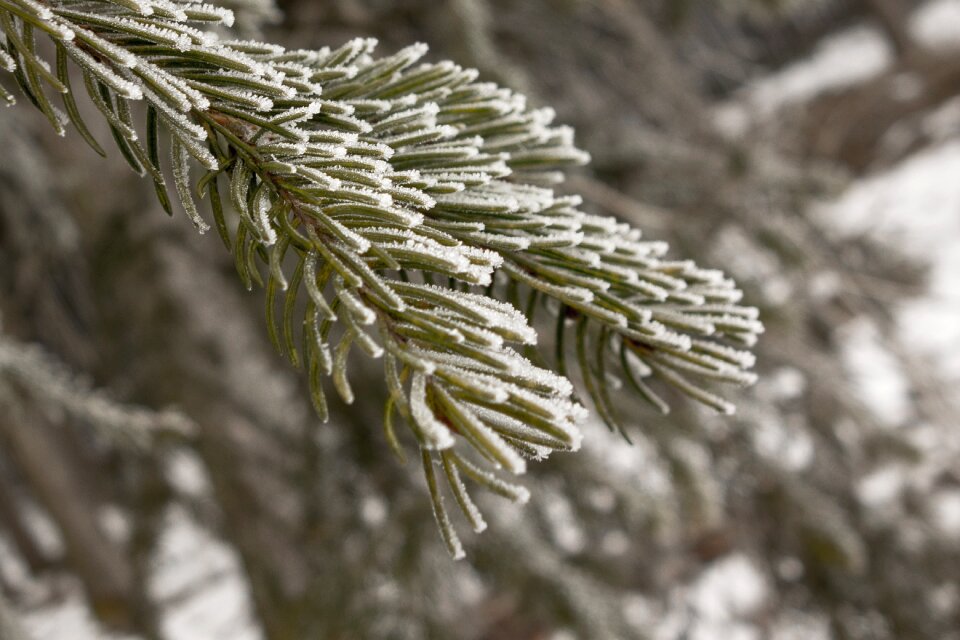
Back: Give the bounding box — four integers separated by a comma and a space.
1, 1, 959, 639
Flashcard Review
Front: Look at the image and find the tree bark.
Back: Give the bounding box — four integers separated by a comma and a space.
861, 0, 916, 57
0, 590, 32, 640
0, 403, 136, 630
0, 469, 52, 573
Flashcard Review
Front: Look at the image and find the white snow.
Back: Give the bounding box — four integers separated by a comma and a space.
824, 139, 960, 381
770, 612, 831, 640
150, 507, 262, 640
911, 0, 960, 48
837, 318, 912, 426
930, 489, 960, 535
717, 0, 960, 136
688, 554, 767, 620
1, 533, 135, 640
715, 26, 891, 135
23, 596, 139, 640
165, 450, 211, 497
857, 466, 906, 508
754, 413, 815, 471
541, 490, 586, 555
751, 26, 891, 115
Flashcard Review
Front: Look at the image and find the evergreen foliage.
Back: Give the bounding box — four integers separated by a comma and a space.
0, 0, 761, 555
0, 326, 194, 447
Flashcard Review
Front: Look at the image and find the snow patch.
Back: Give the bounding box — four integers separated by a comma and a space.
716, 25, 891, 135
911, 0, 960, 48
823, 140, 960, 378
838, 319, 911, 426
150, 507, 262, 640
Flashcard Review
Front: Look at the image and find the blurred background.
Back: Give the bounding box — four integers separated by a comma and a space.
1, 0, 959, 638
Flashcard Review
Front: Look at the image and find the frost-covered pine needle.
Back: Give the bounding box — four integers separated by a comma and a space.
1, 0, 762, 558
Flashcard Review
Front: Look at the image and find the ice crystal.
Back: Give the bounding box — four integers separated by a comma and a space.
1, 1, 762, 558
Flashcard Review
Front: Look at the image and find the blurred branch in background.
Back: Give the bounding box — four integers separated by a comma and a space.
860, 0, 917, 56
0, 590, 32, 640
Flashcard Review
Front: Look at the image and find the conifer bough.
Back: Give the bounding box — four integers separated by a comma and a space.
0, 0, 763, 558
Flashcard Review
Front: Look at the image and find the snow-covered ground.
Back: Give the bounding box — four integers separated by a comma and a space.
149, 505, 262, 640
701, 3, 960, 639
830, 136, 960, 377
0, 452, 260, 640
718, 0, 960, 135
719, 0, 960, 418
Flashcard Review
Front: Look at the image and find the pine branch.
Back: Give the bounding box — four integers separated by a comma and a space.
0, 0, 762, 556
0, 331, 196, 446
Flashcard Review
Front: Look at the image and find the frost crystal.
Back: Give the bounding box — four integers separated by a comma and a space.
3, 0, 762, 559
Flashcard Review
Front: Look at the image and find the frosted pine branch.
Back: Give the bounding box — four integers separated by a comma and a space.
0, 0, 763, 557
0, 332, 196, 446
